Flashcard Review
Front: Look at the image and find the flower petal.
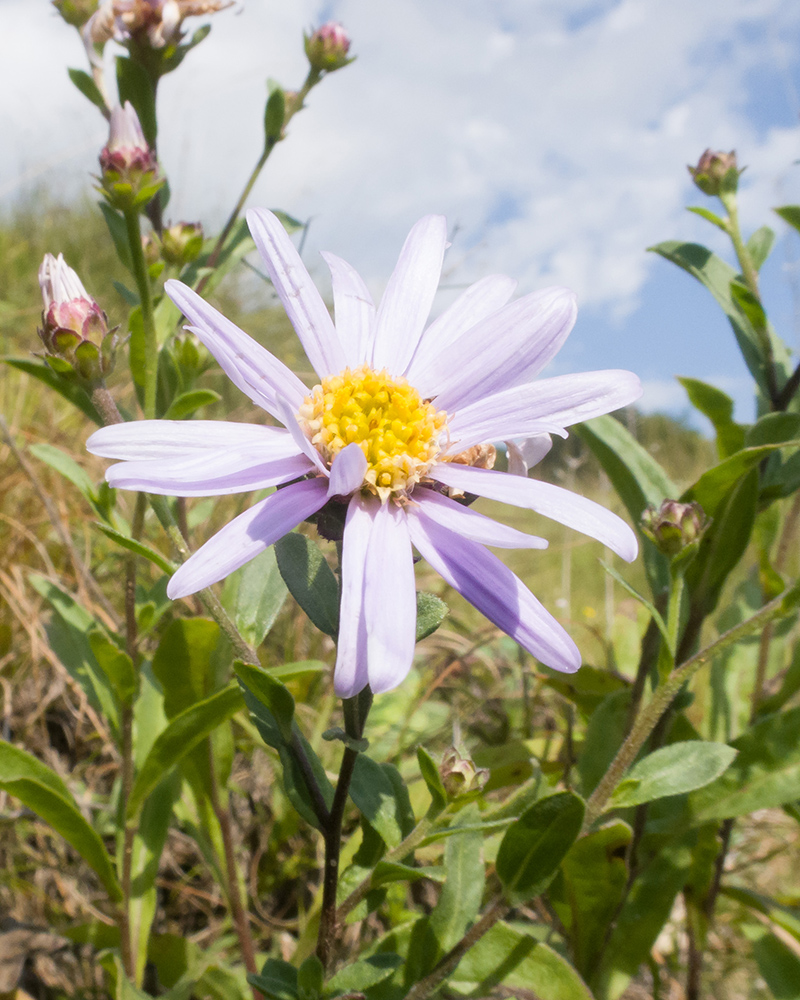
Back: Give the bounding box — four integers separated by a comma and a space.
274, 394, 328, 475
371, 215, 448, 374
165, 278, 307, 415
406, 274, 517, 382
321, 250, 375, 367
106, 450, 313, 496
432, 462, 638, 562
506, 435, 553, 476
407, 510, 580, 673
414, 488, 548, 548
167, 478, 328, 599
364, 502, 417, 694
87, 420, 296, 461
446, 370, 643, 452
334, 498, 373, 699
246, 208, 347, 377
414, 287, 577, 408
328, 442, 368, 497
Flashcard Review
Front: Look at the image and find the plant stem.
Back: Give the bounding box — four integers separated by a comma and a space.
582, 581, 800, 832
123, 209, 159, 419
316, 689, 371, 971
403, 897, 510, 1000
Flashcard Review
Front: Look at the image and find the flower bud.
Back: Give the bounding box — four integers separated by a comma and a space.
161, 221, 204, 266
99, 102, 164, 211
38, 254, 118, 381
304, 22, 352, 73
52, 0, 99, 28
688, 149, 741, 197
439, 747, 489, 800
641, 500, 709, 558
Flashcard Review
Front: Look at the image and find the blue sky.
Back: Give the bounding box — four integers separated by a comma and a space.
3, 0, 800, 428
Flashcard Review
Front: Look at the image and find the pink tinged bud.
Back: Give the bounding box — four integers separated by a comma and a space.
688, 149, 741, 197
161, 221, 204, 266
304, 21, 352, 72
37, 254, 118, 381
439, 747, 489, 800
641, 500, 709, 558
99, 102, 163, 210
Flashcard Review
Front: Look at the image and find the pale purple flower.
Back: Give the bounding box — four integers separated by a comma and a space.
87, 210, 642, 697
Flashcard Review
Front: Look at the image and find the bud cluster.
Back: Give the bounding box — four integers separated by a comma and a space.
641, 500, 709, 558
99, 102, 164, 211
38, 254, 118, 382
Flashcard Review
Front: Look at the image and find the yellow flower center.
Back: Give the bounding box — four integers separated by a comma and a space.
298, 364, 448, 501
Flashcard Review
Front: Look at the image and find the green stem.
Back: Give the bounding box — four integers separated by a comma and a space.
124, 209, 158, 419
582, 581, 800, 832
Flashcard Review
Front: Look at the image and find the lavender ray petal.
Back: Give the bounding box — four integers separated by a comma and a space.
321, 251, 375, 368
165, 279, 307, 414
413, 488, 548, 549
364, 503, 417, 694
327, 442, 368, 498
87, 420, 297, 461
506, 435, 553, 476
246, 209, 346, 378
406, 274, 517, 381
432, 463, 638, 562
446, 371, 642, 451
413, 287, 577, 408
106, 451, 313, 496
274, 394, 328, 475
371, 215, 447, 374
334, 497, 374, 699
407, 511, 580, 673
167, 478, 328, 599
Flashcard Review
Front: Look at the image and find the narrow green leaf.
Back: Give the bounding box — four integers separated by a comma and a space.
746, 225, 776, 271
275, 532, 339, 638
745, 412, 800, 448
116, 57, 157, 146
99, 202, 134, 274
234, 662, 294, 743
263, 87, 285, 143
0, 741, 122, 901
677, 377, 746, 458
496, 791, 585, 903
127, 684, 244, 820
723, 886, 800, 944
89, 630, 138, 706
417, 745, 448, 816
296, 955, 322, 998
598, 560, 672, 653
93, 523, 175, 575
429, 805, 485, 954
221, 546, 287, 649
686, 205, 729, 231
751, 929, 800, 1000
248, 959, 297, 1000
774, 205, 800, 235
609, 741, 737, 809
371, 861, 445, 887
328, 953, 403, 993
67, 67, 108, 112
152, 618, 224, 718
350, 754, 404, 847
29, 443, 98, 504
162, 389, 221, 420
2, 358, 101, 424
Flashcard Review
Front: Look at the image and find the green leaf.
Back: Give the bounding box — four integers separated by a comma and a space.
649, 240, 791, 402
371, 861, 445, 887
89, 630, 138, 706
99, 202, 134, 274
415, 591, 448, 641
29, 441, 98, 502
598, 560, 672, 654
248, 959, 297, 1000
578, 688, 632, 796
67, 67, 108, 112
116, 57, 157, 147
677, 377, 746, 458
350, 754, 404, 847
0, 740, 122, 901
2, 358, 101, 424
322, 727, 369, 753
127, 684, 244, 820
234, 662, 294, 743
428, 806, 485, 953
263, 87, 285, 143
724, 886, 800, 944
690, 706, 800, 822
151, 618, 225, 718
686, 205, 729, 232
275, 532, 339, 638
221, 546, 287, 649
450, 922, 593, 999
751, 929, 800, 1000
496, 791, 585, 903
609, 741, 737, 809
328, 953, 403, 993
93, 523, 175, 575
550, 821, 632, 977
745, 412, 800, 448
681, 444, 794, 518
296, 955, 323, 999
730, 280, 768, 334
540, 664, 629, 716
775, 205, 800, 236
576, 414, 675, 596
746, 225, 776, 271
162, 389, 221, 420
417, 745, 448, 816
128, 306, 146, 396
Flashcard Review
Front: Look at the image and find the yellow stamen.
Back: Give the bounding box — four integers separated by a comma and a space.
298, 364, 448, 501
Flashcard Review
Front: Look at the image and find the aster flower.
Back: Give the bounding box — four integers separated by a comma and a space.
87, 210, 641, 697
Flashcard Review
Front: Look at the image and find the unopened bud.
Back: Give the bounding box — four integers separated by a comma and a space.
161, 221, 204, 266
99, 102, 164, 211
688, 149, 741, 197
38, 254, 118, 381
439, 747, 489, 800
641, 500, 709, 558
53, 0, 99, 28
304, 22, 352, 73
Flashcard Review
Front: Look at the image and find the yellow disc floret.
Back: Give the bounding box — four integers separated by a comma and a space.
298, 364, 448, 501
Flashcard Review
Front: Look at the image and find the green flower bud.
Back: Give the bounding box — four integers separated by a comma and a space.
304, 22, 352, 73
641, 500, 709, 558
38, 253, 118, 382
99, 102, 164, 211
439, 747, 489, 800
688, 149, 741, 197
161, 221, 204, 266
